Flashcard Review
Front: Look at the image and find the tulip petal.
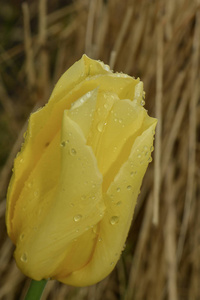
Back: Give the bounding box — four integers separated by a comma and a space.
14, 109, 105, 280
57, 117, 157, 286
49, 54, 111, 105
67, 88, 98, 139
92, 99, 146, 185
11, 131, 61, 242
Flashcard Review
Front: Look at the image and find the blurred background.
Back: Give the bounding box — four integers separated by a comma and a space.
0, 0, 200, 299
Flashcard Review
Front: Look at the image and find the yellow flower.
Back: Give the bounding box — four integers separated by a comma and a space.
6, 55, 157, 287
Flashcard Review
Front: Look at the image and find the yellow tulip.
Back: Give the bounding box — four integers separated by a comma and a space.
6, 55, 157, 286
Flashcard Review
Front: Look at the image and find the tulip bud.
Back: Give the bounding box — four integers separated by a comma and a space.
6, 55, 157, 286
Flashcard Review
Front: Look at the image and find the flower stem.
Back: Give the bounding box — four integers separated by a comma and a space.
25, 279, 48, 300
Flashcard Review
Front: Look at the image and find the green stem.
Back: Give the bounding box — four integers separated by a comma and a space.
25, 279, 48, 300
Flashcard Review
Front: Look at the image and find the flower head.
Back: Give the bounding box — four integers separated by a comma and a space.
6, 55, 157, 286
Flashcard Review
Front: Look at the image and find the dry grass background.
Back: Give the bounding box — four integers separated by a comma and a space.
0, 0, 200, 299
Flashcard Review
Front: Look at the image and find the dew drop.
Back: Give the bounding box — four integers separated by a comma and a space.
140, 99, 145, 106
116, 201, 121, 206
61, 141, 66, 147
122, 243, 126, 251
127, 185, 132, 190
20, 252, 28, 263
130, 171, 136, 177
150, 145, 154, 152
113, 146, 117, 152
34, 190, 39, 197
97, 121, 107, 132
73, 214, 82, 222
98, 237, 102, 242
27, 182, 33, 188
116, 187, 121, 192
20, 233, 25, 241
110, 216, 119, 225
148, 157, 152, 162
137, 154, 141, 159
92, 227, 98, 234
110, 262, 114, 266
70, 148, 76, 155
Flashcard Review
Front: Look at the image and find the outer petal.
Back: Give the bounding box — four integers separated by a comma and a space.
14, 92, 105, 280
93, 99, 146, 183
57, 117, 157, 286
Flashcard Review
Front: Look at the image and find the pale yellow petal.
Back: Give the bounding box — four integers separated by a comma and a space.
93, 99, 146, 186
14, 112, 105, 280
49, 54, 111, 105
67, 88, 98, 139
9, 131, 61, 242
57, 118, 157, 286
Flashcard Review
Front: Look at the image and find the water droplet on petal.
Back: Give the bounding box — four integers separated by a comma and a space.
34, 190, 39, 197
127, 185, 132, 190
116, 187, 121, 192
97, 121, 107, 132
27, 182, 33, 188
140, 99, 145, 106
98, 237, 102, 242
61, 141, 66, 147
116, 201, 121, 206
150, 145, 154, 152
20, 233, 25, 241
70, 148, 76, 155
137, 154, 141, 159
73, 214, 82, 222
122, 243, 126, 251
110, 216, 119, 225
21, 253, 28, 263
